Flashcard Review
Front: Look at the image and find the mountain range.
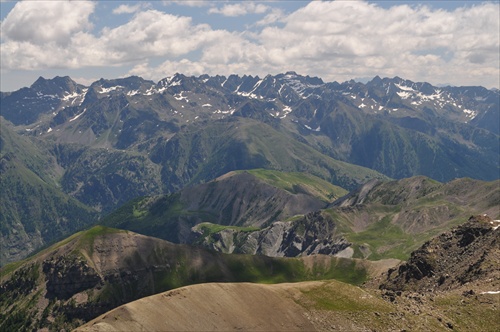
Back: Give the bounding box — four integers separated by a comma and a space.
1, 72, 498, 264
0, 71, 499, 331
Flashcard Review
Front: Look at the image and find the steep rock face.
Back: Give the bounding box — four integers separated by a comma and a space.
191, 211, 350, 257
380, 215, 500, 292
43, 256, 102, 300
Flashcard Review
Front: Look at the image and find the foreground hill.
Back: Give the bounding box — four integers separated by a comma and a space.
76, 216, 500, 332
0, 226, 388, 331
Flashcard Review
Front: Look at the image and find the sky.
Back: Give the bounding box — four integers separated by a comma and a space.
0, 1, 499, 91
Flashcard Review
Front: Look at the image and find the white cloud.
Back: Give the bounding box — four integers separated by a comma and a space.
250, 1, 500, 86
127, 1, 498, 88
99, 10, 232, 60
256, 8, 285, 26
113, 4, 142, 15
209, 2, 270, 17
1, 1, 499, 89
167, 1, 211, 8
1, 0, 95, 45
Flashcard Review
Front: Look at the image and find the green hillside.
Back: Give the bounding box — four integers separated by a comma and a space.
0, 124, 97, 265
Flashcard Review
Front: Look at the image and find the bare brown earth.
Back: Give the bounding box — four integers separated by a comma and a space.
75, 278, 500, 332
75, 282, 316, 331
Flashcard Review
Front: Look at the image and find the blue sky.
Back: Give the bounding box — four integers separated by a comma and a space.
1, 1, 499, 91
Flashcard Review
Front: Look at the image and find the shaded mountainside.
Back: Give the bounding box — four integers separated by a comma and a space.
0, 123, 97, 265
0, 226, 384, 332
101, 169, 347, 244
150, 117, 388, 192
55, 145, 163, 213
380, 215, 500, 292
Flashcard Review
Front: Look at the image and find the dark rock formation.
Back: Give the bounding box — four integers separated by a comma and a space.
43, 255, 102, 300
380, 215, 500, 292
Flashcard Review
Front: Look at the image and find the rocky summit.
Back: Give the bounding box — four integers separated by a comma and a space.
380, 214, 500, 293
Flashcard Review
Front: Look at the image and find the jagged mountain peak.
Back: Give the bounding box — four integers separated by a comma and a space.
90, 76, 154, 92
30, 75, 82, 95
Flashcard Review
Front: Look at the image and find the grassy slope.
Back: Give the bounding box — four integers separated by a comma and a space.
239, 169, 348, 202
0, 124, 97, 265
327, 177, 500, 260
101, 169, 349, 242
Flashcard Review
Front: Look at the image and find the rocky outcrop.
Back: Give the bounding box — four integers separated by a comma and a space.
43, 255, 102, 300
380, 215, 500, 292
191, 211, 350, 257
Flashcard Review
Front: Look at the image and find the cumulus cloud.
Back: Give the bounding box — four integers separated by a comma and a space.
209, 2, 270, 17
168, 1, 211, 8
113, 4, 142, 15
250, 1, 500, 86
1, 1, 499, 88
1, 7, 233, 70
1, 0, 95, 45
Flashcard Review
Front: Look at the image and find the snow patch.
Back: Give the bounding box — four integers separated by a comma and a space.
213, 109, 232, 114
481, 291, 500, 294
98, 86, 124, 94
397, 91, 412, 99
463, 109, 477, 119
490, 220, 500, 230
202, 104, 212, 107
62, 91, 80, 101
174, 92, 189, 102
47, 127, 52, 133
236, 91, 263, 99
69, 108, 87, 122
303, 124, 320, 131
127, 90, 140, 96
